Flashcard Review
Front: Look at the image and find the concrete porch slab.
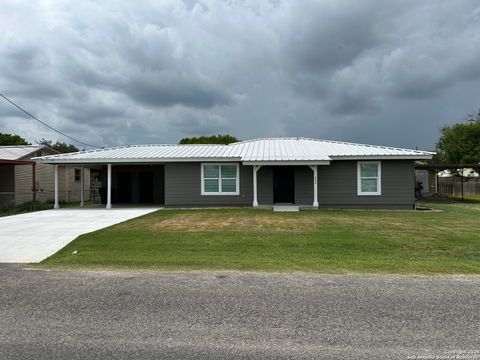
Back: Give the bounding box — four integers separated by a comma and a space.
273, 205, 300, 212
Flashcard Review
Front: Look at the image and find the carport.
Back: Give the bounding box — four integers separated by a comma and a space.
48, 163, 165, 209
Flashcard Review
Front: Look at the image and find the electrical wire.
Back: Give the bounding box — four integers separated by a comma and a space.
0, 93, 102, 148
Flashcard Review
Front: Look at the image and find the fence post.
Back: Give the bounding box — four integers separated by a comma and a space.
461, 170, 464, 200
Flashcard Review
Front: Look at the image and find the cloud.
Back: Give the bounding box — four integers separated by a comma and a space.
0, 0, 479, 150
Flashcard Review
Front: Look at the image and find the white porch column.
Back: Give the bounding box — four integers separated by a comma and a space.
54, 164, 60, 209
106, 163, 112, 209
309, 165, 319, 207
80, 167, 84, 207
253, 165, 262, 207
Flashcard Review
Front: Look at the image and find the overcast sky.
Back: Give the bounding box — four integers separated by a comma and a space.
1, 0, 479, 150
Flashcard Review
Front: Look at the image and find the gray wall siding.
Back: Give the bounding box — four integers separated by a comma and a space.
257, 166, 273, 205
164, 162, 253, 206
295, 166, 313, 205
162, 160, 415, 208
317, 160, 415, 207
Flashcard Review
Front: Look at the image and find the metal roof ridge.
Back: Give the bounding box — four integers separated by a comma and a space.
231, 137, 434, 154
231, 137, 302, 145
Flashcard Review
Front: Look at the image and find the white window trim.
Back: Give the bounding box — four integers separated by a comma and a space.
201, 163, 240, 196
357, 161, 382, 196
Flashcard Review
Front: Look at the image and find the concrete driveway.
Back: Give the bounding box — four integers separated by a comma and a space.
0, 208, 159, 263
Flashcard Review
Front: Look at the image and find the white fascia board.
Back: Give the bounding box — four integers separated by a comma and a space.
242, 160, 330, 166
330, 155, 433, 160
33, 157, 242, 164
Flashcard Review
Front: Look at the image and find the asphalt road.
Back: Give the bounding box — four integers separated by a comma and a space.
0, 264, 479, 360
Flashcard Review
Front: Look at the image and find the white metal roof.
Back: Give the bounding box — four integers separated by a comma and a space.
33, 137, 434, 164
0, 145, 47, 160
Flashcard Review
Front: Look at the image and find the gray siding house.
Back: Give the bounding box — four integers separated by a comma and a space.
34, 138, 433, 210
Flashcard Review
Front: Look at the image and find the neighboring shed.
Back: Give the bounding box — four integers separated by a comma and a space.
0, 145, 91, 206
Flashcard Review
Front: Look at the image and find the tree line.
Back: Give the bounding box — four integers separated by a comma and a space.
0, 133, 79, 153
433, 110, 480, 164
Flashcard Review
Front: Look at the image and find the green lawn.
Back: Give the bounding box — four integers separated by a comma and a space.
38, 202, 480, 274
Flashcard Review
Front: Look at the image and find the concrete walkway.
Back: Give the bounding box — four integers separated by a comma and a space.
0, 208, 159, 263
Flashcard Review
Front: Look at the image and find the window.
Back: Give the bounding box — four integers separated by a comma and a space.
357, 161, 381, 195
201, 163, 239, 195
74, 168, 81, 182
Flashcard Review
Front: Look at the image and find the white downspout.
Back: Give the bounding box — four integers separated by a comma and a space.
106, 163, 112, 209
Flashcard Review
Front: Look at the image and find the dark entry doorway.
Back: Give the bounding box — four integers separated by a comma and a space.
117, 172, 132, 203
273, 166, 295, 203
139, 171, 154, 203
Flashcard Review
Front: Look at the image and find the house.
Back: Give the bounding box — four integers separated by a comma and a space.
0, 145, 91, 206
34, 137, 434, 210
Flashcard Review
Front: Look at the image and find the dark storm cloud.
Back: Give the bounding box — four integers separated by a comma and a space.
279, 1, 480, 117
281, 0, 393, 72
0, 0, 479, 149
126, 76, 232, 108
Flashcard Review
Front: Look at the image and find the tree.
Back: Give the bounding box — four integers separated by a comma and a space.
37, 138, 79, 153
0, 133, 30, 145
435, 111, 480, 164
179, 134, 239, 145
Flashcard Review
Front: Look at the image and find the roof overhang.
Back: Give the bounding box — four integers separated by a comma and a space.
330, 155, 434, 160
0, 159, 35, 165
242, 160, 330, 166
33, 157, 243, 164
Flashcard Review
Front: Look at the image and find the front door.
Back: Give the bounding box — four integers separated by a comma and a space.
139, 171, 154, 203
273, 166, 295, 203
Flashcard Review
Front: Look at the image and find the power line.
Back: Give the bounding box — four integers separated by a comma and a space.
0, 93, 102, 148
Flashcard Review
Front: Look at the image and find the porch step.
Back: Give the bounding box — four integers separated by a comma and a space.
273, 205, 299, 212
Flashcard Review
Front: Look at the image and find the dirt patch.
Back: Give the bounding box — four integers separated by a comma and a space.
125, 212, 416, 233
148, 213, 316, 232
113, 209, 480, 237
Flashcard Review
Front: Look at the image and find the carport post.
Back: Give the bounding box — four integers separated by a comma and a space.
106, 163, 112, 209
309, 165, 319, 207
54, 164, 60, 209
80, 167, 84, 207
312, 165, 319, 207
